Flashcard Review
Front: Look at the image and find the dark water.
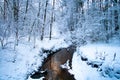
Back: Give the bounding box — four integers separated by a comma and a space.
30, 68, 75, 80
57, 68, 76, 80
30, 45, 76, 80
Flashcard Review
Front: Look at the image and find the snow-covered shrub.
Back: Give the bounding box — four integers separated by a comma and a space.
95, 52, 107, 61
100, 62, 120, 79
113, 63, 120, 79
100, 65, 114, 77
79, 52, 88, 61
87, 60, 103, 68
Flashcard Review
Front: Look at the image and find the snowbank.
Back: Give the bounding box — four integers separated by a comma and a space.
0, 38, 70, 80
71, 43, 120, 80
0, 38, 120, 80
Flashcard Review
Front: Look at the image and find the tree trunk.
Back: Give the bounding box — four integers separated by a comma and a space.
23, 0, 29, 23
113, 1, 119, 31
4, 0, 7, 21
49, 0, 55, 40
41, 0, 48, 40
13, 0, 19, 46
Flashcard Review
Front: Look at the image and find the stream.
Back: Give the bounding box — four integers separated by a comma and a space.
30, 45, 76, 80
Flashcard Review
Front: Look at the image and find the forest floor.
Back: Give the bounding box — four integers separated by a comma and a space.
0, 37, 120, 80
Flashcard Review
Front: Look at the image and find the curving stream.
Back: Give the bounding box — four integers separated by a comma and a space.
30, 45, 76, 80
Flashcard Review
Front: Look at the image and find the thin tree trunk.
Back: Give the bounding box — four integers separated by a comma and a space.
13, 0, 19, 46
41, 0, 48, 40
49, 0, 55, 40
23, 0, 29, 23
114, 2, 119, 32
4, 0, 7, 20
37, 1, 41, 40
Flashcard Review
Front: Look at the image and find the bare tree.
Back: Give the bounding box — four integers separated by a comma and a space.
49, 0, 55, 40
13, 0, 19, 47
4, 0, 7, 20
0, 0, 11, 48
23, 0, 29, 24
41, 0, 49, 40
113, 0, 119, 32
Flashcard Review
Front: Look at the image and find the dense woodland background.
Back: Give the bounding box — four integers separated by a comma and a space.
0, 0, 120, 80
0, 0, 120, 48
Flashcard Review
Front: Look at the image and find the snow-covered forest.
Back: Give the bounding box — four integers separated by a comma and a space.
0, 0, 120, 80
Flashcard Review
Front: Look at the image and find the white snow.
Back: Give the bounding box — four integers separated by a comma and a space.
0, 38, 120, 80
0, 38, 69, 80
0, 43, 42, 80
61, 60, 70, 69
71, 42, 120, 80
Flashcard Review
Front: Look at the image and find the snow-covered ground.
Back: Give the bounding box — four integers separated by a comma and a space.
0, 38, 120, 80
0, 38, 69, 80
71, 43, 120, 80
